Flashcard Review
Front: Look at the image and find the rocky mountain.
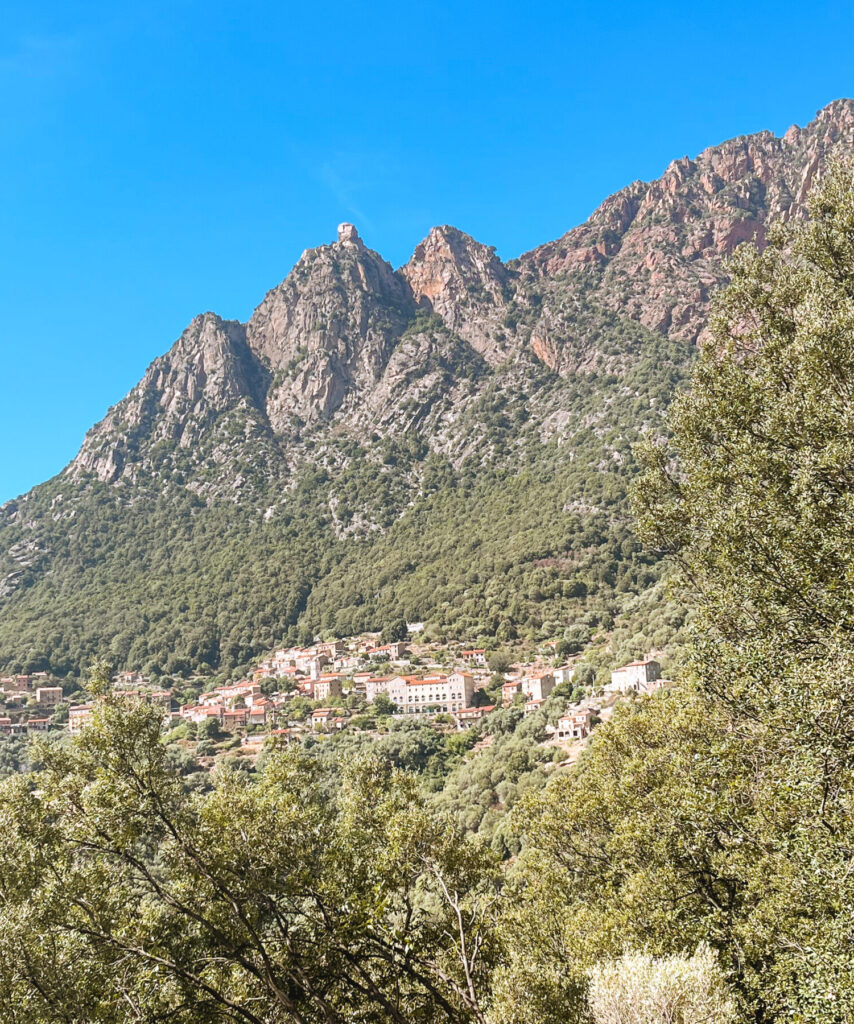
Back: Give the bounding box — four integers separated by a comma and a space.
401, 226, 513, 365
519, 98, 854, 347
2, 100, 853, 676
72, 314, 273, 487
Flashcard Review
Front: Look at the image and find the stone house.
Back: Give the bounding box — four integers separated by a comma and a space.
523, 672, 555, 702
453, 704, 495, 728
606, 659, 661, 694
556, 707, 593, 740
36, 686, 63, 706
313, 675, 343, 702
501, 679, 523, 706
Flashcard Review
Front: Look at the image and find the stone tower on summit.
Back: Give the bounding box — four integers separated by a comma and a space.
337, 222, 361, 244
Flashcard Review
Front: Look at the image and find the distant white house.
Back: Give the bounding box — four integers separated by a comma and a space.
68, 704, 94, 734
605, 659, 661, 695
556, 707, 593, 740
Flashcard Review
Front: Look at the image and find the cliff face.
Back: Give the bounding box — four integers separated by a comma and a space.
73, 314, 268, 484
519, 98, 854, 345
68, 101, 854, 488
400, 226, 513, 365
247, 226, 416, 431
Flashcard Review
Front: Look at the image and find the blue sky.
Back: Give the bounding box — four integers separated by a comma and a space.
2, 0, 853, 502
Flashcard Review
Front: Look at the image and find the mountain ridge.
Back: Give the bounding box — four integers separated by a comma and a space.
68, 98, 854, 488
3, 100, 854, 675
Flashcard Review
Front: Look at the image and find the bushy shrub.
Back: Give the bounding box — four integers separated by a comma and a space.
587, 944, 736, 1024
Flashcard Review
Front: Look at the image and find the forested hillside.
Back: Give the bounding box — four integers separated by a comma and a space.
0, 314, 687, 676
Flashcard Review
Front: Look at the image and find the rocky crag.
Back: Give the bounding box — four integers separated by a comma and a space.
3, 100, 853, 674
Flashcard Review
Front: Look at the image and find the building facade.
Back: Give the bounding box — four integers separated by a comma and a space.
523, 672, 555, 702
606, 659, 661, 694
313, 676, 343, 702
368, 673, 475, 715
556, 707, 593, 740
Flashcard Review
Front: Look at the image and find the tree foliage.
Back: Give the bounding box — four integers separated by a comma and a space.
0, 696, 501, 1024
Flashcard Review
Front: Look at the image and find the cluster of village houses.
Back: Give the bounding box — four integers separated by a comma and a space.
0, 672, 65, 735
0, 638, 667, 750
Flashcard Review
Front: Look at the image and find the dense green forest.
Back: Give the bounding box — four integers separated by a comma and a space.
3, 166, 854, 1022
0, 310, 690, 676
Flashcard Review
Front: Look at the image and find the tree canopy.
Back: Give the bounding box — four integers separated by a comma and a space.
0, 695, 501, 1024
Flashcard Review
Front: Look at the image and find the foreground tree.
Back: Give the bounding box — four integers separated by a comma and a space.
0, 696, 500, 1023
632, 158, 854, 1019
634, 159, 854, 692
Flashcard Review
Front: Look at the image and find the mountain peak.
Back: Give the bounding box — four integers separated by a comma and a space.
401, 225, 511, 364
519, 99, 854, 343
246, 229, 413, 429
814, 97, 854, 123
70, 313, 264, 485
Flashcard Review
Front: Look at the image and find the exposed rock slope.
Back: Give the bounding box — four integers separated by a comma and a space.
247, 226, 416, 430
519, 98, 854, 345
401, 226, 513, 365
69, 102, 854, 489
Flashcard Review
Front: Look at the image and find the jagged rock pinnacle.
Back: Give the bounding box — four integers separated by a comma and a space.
337, 222, 361, 244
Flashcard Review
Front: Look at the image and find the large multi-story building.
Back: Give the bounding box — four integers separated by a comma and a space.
36, 686, 64, 706
364, 676, 395, 701
368, 672, 475, 715
68, 704, 94, 734
522, 672, 555, 702
313, 675, 343, 702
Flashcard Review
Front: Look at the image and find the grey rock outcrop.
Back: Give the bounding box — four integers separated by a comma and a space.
73, 314, 265, 483
246, 233, 416, 430
68, 100, 854, 487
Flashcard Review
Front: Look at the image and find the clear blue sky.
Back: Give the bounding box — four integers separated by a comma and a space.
2, 0, 853, 502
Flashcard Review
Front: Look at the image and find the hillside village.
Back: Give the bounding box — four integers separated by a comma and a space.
0, 631, 669, 763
